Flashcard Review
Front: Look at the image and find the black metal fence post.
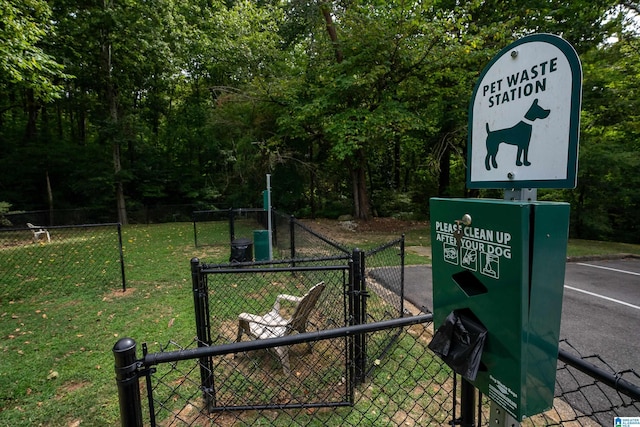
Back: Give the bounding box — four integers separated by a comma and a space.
192, 213, 198, 248
191, 257, 216, 410
113, 337, 143, 427
289, 215, 296, 262
271, 208, 277, 247
347, 258, 356, 403
117, 223, 127, 292
229, 208, 235, 242
399, 234, 405, 316
460, 378, 476, 427
351, 248, 367, 385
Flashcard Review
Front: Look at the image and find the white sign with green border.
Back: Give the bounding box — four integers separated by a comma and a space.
467, 34, 582, 189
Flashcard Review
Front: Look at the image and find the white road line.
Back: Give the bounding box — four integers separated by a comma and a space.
576, 262, 640, 276
565, 285, 640, 311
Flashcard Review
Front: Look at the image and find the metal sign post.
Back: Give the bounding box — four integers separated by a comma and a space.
489, 400, 520, 427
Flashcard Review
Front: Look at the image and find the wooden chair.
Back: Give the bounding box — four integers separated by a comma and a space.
236, 281, 326, 375
27, 223, 51, 243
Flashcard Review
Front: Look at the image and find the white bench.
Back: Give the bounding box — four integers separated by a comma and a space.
27, 223, 51, 242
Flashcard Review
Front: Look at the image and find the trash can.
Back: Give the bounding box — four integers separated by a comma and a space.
253, 230, 270, 261
230, 238, 253, 262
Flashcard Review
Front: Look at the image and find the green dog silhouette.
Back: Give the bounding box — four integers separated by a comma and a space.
485, 99, 550, 171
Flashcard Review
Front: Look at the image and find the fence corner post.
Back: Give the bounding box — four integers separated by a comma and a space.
113, 337, 143, 427
190, 257, 216, 411
191, 257, 210, 344
351, 248, 367, 385
400, 234, 405, 316
117, 223, 127, 292
192, 213, 198, 248
289, 215, 296, 262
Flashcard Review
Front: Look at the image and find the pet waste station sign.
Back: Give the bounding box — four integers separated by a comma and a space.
467, 33, 582, 189
429, 34, 582, 424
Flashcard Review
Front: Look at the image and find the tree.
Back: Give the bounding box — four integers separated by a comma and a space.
563, 35, 640, 242
45, 0, 197, 223
1, 0, 638, 243
0, 0, 67, 101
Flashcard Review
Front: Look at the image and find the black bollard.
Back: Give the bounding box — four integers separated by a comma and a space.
113, 337, 143, 427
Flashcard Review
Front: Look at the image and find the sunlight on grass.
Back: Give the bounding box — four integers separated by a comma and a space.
567, 238, 640, 257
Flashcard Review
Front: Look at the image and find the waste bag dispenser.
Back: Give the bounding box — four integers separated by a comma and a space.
430, 197, 570, 420
253, 230, 270, 261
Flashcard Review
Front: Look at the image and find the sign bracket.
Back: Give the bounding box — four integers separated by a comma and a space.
504, 188, 537, 202
489, 400, 521, 427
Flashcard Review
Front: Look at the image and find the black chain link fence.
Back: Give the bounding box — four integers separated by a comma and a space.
193, 209, 350, 259
0, 223, 126, 301
114, 215, 639, 426
117, 314, 451, 426
193, 209, 269, 249
2, 205, 201, 226
195, 260, 351, 348
272, 211, 350, 260
117, 313, 640, 426
5, 208, 637, 425
364, 237, 405, 321
190, 220, 407, 393
549, 340, 640, 425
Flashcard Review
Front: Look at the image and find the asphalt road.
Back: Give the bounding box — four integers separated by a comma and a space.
401, 257, 640, 373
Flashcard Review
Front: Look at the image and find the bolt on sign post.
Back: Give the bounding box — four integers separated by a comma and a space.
429, 34, 582, 424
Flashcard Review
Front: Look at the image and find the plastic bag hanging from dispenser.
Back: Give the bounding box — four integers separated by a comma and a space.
428, 310, 487, 381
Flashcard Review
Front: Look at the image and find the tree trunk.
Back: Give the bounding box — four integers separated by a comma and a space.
320, 3, 372, 220
46, 170, 54, 226
394, 138, 401, 190
309, 142, 316, 219
102, 0, 128, 224
78, 107, 86, 146
113, 143, 128, 224
320, 3, 343, 63
351, 149, 371, 220
24, 89, 39, 143
438, 146, 450, 197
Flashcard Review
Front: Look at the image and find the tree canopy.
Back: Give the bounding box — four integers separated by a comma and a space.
0, 0, 638, 242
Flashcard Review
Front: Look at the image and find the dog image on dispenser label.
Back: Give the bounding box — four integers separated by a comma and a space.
484, 99, 550, 171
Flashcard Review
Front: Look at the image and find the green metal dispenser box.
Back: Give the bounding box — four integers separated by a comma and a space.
430, 197, 570, 420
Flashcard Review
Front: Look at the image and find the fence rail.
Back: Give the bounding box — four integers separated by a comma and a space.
115, 314, 436, 426
115, 314, 640, 427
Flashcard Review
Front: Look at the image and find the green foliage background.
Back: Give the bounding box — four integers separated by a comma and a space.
0, 0, 638, 242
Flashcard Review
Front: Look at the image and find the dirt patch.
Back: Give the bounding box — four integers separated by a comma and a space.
102, 287, 136, 301
55, 380, 90, 400
299, 217, 428, 245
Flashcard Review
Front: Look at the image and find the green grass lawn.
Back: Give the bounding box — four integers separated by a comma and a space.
566, 238, 640, 258
0, 223, 229, 425
402, 227, 640, 265
0, 221, 637, 425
